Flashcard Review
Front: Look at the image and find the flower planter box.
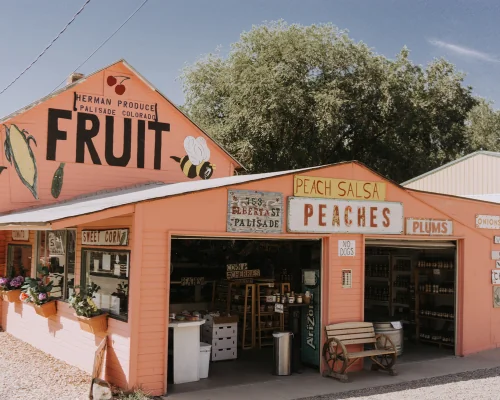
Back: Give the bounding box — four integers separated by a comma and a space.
1, 289, 21, 303
77, 313, 108, 334
34, 301, 57, 318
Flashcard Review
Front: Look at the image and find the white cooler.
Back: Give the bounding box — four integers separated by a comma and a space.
199, 342, 211, 379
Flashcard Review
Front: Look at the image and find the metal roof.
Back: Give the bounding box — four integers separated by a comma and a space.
0, 59, 245, 170
0, 165, 328, 227
401, 151, 500, 186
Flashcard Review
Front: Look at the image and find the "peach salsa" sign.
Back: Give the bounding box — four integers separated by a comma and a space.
287, 197, 403, 234
293, 175, 386, 201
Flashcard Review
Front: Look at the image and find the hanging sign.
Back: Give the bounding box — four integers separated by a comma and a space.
48, 231, 65, 255
226, 263, 260, 279
492, 270, 500, 284
406, 218, 453, 235
476, 215, 500, 230
180, 277, 204, 286
293, 176, 386, 201
493, 251, 500, 260
82, 229, 129, 246
338, 240, 356, 257
11, 231, 29, 241
287, 197, 403, 234
494, 236, 500, 244
227, 190, 283, 233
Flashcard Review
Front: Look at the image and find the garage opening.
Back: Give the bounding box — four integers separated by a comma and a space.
167, 237, 322, 394
364, 240, 457, 363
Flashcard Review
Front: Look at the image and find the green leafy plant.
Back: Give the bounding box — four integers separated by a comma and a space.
20, 266, 53, 305
68, 283, 102, 318
113, 388, 154, 400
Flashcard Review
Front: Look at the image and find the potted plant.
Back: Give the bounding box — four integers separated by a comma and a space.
69, 283, 108, 334
0, 274, 25, 302
20, 267, 56, 318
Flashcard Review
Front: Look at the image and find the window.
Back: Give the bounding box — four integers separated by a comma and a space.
36, 230, 76, 300
81, 249, 130, 322
7, 244, 32, 277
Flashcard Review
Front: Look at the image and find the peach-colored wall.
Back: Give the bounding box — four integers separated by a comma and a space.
1, 217, 133, 389
126, 162, 500, 395
0, 61, 237, 213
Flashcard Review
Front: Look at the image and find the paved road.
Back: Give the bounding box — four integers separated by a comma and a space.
298, 367, 500, 399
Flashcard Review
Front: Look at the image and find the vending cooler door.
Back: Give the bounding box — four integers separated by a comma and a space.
301, 269, 320, 368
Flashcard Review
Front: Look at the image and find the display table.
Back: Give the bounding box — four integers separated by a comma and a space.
169, 319, 206, 384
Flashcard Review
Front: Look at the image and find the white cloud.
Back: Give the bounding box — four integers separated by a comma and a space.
428, 39, 499, 63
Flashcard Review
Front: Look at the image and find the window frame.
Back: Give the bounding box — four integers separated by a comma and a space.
6, 243, 32, 278
35, 229, 77, 301
81, 247, 131, 322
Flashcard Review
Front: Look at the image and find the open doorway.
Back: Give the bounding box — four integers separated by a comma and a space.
167, 237, 322, 394
364, 241, 457, 364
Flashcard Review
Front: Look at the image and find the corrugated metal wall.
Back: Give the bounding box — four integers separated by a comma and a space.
404, 154, 500, 195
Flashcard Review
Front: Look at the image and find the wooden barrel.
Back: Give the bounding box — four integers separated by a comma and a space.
373, 321, 403, 356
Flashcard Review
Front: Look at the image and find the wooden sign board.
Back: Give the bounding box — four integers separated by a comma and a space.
405, 218, 453, 236
227, 269, 260, 279
287, 197, 403, 234
82, 229, 129, 246
492, 270, 500, 284
11, 230, 29, 241
92, 336, 107, 380
293, 175, 386, 201
495, 236, 500, 244
492, 251, 500, 260
227, 190, 283, 234
180, 277, 204, 286
494, 286, 500, 308
496, 261, 500, 269
476, 215, 500, 230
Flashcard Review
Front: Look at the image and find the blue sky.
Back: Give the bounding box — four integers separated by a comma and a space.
1, 0, 499, 117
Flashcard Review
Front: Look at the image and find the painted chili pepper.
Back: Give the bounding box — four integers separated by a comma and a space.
51, 163, 65, 199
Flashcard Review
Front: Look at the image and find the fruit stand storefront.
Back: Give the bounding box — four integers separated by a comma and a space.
2, 160, 500, 396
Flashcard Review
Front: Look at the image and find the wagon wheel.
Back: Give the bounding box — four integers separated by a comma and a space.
373, 334, 397, 371
322, 338, 348, 374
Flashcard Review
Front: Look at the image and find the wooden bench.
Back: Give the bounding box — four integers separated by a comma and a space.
322, 322, 397, 382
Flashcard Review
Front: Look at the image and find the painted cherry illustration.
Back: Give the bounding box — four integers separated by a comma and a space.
106, 75, 130, 95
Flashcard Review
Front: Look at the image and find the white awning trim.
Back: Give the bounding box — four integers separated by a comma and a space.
461, 193, 500, 204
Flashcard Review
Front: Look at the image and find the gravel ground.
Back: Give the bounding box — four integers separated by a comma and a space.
0, 330, 90, 400
298, 366, 500, 400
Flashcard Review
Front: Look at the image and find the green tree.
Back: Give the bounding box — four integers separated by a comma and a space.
181, 21, 477, 182
465, 99, 500, 152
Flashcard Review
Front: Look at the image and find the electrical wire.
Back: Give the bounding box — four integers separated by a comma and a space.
0, 0, 93, 96
50, 0, 150, 94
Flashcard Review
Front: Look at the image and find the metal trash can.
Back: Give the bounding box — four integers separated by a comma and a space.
273, 332, 293, 376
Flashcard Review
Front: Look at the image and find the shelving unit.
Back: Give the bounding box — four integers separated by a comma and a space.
391, 257, 412, 319
415, 260, 456, 349
364, 253, 391, 314
255, 281, 290, 348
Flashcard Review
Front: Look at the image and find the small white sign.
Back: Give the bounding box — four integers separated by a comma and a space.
11, 230, 29, 241
406, 218, 453, 235
476, 215, 500, 230
338, 240, 356, 257
274, 303, 284, 314
492, 251, 500, 260
390, 321, 402, 329
492, 270, 500, 284
496, 261, 500, 269
495, 236, 500, 244
433, 269, 441, 275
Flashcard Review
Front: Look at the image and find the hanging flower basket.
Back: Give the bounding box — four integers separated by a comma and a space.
77, 313, 108, 334
34, 301, 57, 318
1, 289, 21, 303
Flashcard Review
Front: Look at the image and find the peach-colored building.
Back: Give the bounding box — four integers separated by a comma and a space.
1, 61, 500, 396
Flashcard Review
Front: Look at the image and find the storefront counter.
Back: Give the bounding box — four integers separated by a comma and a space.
169, 319, 206, 384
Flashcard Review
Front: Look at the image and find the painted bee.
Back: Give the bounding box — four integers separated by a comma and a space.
170, 136, 216, 180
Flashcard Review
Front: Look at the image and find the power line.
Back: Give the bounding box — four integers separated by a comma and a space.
50, 0, 150, 94
0, 0, 93, 96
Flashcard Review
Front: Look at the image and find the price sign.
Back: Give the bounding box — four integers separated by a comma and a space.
391, 321, 402, 329
274, 303, 284, 314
